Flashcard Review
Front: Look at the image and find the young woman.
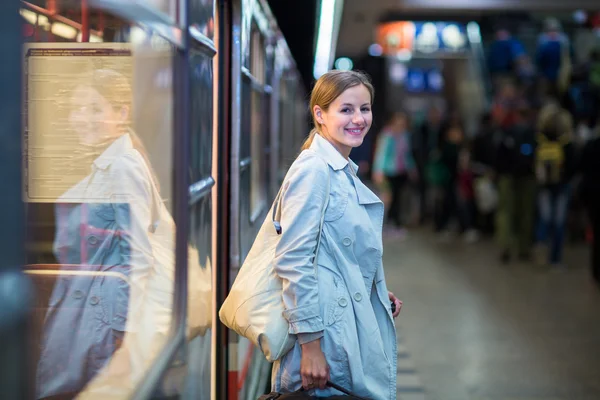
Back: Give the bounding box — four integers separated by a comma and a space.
37, 69, 178, 399
271, 70, 402, 399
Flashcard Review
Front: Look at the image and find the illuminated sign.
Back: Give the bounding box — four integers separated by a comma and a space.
376, 21, 416, 56
376, 21, 469, 56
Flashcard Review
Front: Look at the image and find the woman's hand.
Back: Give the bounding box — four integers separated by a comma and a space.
300, 339, 330, 390
389, 291, 403, 318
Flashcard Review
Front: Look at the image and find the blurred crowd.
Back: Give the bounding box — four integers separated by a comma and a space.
369, 17, 600, 286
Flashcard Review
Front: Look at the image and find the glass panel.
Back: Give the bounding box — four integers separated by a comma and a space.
150, 192, 212, 400
148, 42, 215, 400
241, 77, 252, 160
23, 4, 177, 399
190, 0, 215, 39
189, 51, 213, 183
250, 27, 265, 83
249, 27, 266, 219
250, 90, 266, 219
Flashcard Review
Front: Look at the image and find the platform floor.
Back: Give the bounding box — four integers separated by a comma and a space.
386, 229, 600, 400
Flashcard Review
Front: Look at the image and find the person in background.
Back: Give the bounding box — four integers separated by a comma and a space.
471, 113, 498, 235
434, 124, 467, 239
494, 102, 538, 264
579, 129, 600, 285
415, 105, 444, 224
488, 26, 526, 84
373, 112, 418, 237
534, 103, 577, 269
536, 18, 572, 97
492, 80, 520, 131
456, 147, 480, 243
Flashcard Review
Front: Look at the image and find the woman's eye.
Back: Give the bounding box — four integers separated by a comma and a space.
361, 107, 371, 112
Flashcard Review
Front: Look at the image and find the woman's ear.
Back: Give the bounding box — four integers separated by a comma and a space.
119, 105, 130, 122
313, 105, 324, 125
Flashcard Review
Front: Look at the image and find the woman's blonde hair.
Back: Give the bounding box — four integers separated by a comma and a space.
80, 69, 160, 190
301, 70, 374, 151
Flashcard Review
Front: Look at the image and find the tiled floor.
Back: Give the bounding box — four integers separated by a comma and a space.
396, 333, 427, 399
385, 229, 600, 400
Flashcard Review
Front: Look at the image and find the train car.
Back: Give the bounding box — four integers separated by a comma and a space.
0, 0, 308, 399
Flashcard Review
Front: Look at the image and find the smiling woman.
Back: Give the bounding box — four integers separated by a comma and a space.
302, 70, 375, 157
261, 69, 401, 398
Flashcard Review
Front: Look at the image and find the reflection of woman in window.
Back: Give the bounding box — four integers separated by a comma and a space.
37, 69, 176, 400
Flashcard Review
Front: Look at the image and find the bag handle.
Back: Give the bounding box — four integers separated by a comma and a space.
294, 381, 370, 399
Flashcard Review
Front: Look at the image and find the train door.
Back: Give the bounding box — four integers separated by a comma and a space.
17, 0, 216, 399
229, 0, 275, 398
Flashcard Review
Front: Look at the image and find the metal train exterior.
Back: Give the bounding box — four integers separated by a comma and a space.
0, 0, 308, 399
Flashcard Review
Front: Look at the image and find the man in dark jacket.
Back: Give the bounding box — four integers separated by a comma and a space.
495, 103, 537, 263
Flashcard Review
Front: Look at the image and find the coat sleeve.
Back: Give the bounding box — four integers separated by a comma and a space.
274, 152, 329, 335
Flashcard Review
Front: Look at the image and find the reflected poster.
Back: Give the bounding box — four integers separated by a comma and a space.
23, 43, 133, 203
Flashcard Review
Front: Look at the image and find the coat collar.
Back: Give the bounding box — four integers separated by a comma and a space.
310, 133, 359, 173
93, 133, 133, 170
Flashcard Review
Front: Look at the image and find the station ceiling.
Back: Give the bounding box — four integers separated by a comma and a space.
338, 0, 600, 57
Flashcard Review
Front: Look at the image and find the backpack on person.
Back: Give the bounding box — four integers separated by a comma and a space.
535, 106, 572, 185
535, 134, 567, 184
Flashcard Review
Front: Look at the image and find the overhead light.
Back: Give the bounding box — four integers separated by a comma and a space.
573, 10, 587, 24
467, 22, 481, 44
76, 32, 104, 42
396, 49, 412, 62
389, 63, 408, 84
442, 24, 466, 50
368, 43, 383, 57
20, 9, 37, 25
51, 22, 77, 40
334, 57, 353, 71
89, 34, 103, 43
38, 15, 50, 31
313, 0, 344, 79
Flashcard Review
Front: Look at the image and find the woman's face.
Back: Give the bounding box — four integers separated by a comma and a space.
314, 84, 372, 158
392, 114, 408, 133
448, 127, 463, 143
69, 85, 125, 146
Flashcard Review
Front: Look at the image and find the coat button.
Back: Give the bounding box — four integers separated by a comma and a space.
88, 235, 99, 245
342, 237, 352, 247
90, 296, 100, 305
73, 290, 84, 299
338, 298, 348, 307
353, 292, 362, 302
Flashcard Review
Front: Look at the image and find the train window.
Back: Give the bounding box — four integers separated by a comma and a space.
249, 26, 267, 221
22, 3, 178, 399
190, 52, 214, 183
190, 0, 215, 39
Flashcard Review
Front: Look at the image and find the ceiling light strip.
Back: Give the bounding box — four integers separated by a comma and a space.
313, 0, 344, 79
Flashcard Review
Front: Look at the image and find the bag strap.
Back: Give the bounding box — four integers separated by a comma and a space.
272, 156, 331, 250
327, 381, 370, 400
292, 381, 370, 400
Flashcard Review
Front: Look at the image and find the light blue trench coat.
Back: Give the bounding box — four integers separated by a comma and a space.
272, 133, 397, 399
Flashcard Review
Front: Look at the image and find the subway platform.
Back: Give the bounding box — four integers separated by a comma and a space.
386, 229, 600, 400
